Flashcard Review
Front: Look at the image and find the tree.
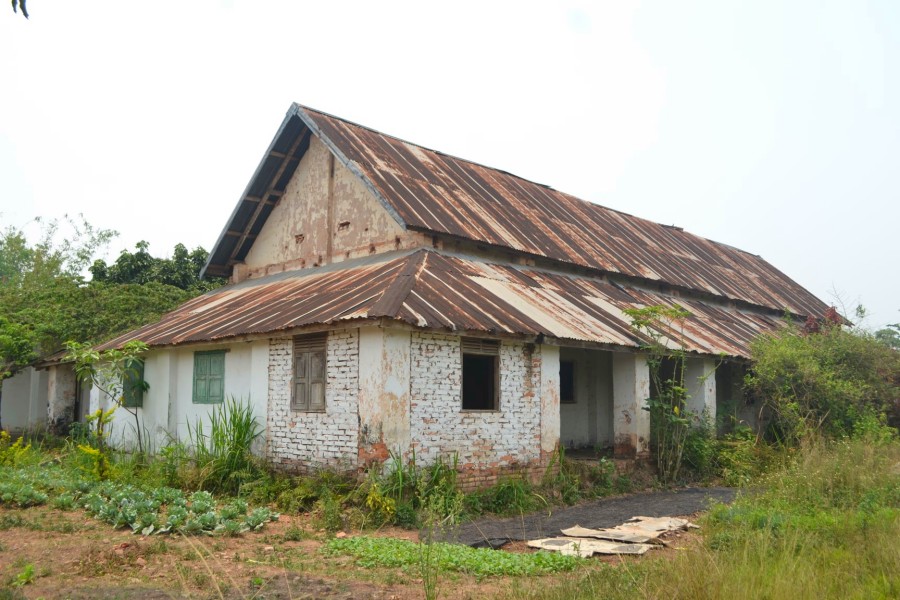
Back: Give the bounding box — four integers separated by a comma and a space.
0, 216, 220, 381
90, 241, 224, 293
10, 0, 27, 19
0, 215, 117, 378
874, 323, 900, 351
67, 340, 149, 455
624, 304, 694, 484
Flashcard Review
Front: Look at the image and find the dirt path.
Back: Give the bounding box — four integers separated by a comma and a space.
443, 486, 736, 547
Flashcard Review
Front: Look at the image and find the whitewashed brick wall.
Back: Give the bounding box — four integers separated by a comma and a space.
409, 332, 542, 474
267, 329, 359, 471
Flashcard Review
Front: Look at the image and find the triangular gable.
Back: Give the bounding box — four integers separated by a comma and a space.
202, 104, 407, 279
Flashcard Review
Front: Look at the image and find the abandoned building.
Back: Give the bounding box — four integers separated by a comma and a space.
9, 104, 829, 486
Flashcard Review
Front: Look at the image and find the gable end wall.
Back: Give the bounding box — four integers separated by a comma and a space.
241, 137, 425, 280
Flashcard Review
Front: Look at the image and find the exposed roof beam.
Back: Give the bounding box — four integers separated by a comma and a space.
228, 129, 310, 265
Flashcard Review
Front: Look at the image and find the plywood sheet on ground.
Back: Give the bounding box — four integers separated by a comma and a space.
527, 537, 654, 557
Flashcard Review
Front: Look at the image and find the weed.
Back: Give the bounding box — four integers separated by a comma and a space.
50, 492, 77, 510
506, 438, 900, 600
282, 525, 312, 541
0, 431, 31, 467
314, 489, 345, 533
324, 536, 582, 578
467, 476, 546, 516
11, 564, 34, 588
187, 396, 262, 495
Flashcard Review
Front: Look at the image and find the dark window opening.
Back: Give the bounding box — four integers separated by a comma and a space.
652, 356, 683, 401
461, 338, 500, 410
560, 360, 575, 403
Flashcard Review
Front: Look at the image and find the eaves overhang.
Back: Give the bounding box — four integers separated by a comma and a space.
201, 104, 406, 279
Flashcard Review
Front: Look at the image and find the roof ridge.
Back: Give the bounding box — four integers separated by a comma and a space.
297, 103, 555, 189
297, 103, 766, 260
368, 250, 430, 318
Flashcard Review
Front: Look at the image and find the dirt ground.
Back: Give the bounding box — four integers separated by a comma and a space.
0, 489, 725, 599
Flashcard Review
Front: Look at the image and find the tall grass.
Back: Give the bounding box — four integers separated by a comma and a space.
506, 436, 900, 600
187, 396, 262, 495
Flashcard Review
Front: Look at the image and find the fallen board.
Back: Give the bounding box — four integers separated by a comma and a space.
624, 516, 699, 531
561, 516, 698, 544
559, 525, 653, 544
527, 537, 654, 557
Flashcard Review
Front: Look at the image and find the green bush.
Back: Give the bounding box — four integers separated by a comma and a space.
746, 318, 900, 443
0, 431, 31, 467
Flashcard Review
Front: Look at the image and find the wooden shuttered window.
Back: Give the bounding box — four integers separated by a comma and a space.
461, 338, 500, 411
121, 359, 145, 408
293, 334, 327, 412
193, 350, 225, 404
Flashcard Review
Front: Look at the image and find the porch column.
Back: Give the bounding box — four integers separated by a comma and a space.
685, 358, 716, 429
539, 344, 560, 460
46, 364, 77, 435
612, 352, 650, 458
357, 327, 411, 468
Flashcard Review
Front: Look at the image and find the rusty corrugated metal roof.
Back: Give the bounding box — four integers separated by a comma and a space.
204, 104, 828, 320
107, 249, 785, 358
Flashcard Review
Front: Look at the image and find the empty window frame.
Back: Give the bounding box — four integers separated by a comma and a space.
121, 358, 146, 408
461, 338, 500, 411
193, 351, 225, 404
293, 334, 327, 411
559, 359, 575, 404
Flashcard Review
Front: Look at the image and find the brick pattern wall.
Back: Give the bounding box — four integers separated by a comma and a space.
267, 329, 359, 472
409, 332, 544, 486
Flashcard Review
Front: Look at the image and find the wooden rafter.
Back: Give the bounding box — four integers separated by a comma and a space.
229, 130, 310, 264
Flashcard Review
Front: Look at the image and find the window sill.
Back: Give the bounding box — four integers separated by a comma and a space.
460, 409, 501, 413
291, 408, 326, 414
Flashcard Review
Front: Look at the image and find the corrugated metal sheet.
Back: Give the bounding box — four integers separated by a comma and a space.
104, 249, 785, 358
204, 104, 828, 319
298, 105, 827, 319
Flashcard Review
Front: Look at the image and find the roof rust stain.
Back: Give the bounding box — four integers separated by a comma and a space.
102, 249, 788, 358
295, 105, 827, 319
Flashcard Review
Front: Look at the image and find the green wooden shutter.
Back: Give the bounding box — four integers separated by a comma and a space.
122, 359, 145, 408
193, 351, 225, 404
208, 352, 224, 403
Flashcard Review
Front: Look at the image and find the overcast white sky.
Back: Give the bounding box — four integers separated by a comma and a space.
1, 1, 897, 329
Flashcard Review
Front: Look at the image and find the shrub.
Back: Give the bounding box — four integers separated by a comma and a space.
682, 426, 718, 479
713, 426, 774, 487
274, 470, 355, 515
0, 431, 31, 467
465, 477, 545, 516
746, 316, 900, 443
